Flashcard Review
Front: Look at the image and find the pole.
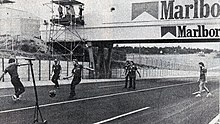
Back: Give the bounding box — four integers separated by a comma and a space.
28, 64, 30, 81
49, 60, 51, 80
2, 58, 4, 82
26, 59, 47, 124
39, 60, 41, 81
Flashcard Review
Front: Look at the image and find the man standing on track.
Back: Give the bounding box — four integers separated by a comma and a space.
63, 59, 94, 99
195, 62, 212, 97
0, 58, 29, 101
123, 60, 130, 88
51, 59, 62, 89
128, 61, 141, 89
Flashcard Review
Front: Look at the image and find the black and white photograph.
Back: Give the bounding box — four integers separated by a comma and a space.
0, 0, 219, 124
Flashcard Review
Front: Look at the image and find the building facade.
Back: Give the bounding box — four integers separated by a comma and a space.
41, 0, 220, 42
0, 7, 40, 37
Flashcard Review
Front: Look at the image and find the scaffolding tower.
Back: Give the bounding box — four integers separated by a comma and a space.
44, 0, 86, 61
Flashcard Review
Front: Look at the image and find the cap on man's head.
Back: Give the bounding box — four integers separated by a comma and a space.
54, 59, 58, 62
8, 58, 15, 63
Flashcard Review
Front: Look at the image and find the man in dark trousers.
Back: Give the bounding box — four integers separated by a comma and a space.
128, 61, 141, 89
51, 59, 62, 88
123, 60, 130, 88
63, 59, 94, 99
0, 58, 29, 101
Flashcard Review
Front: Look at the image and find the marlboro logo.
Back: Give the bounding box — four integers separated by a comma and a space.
132, 2, 158, 21
161, 26, 177, 38
178, 25, 220, 37
161, 25, 220, 38
132, 0, 220, 21
161, 0, 220, 19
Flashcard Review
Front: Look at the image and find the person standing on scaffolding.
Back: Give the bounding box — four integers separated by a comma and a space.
70, 5, 75, 18
58, 5, 63, 18
66, 5, 75, 24
51, 59, 62, 89
79, 4, 84, 20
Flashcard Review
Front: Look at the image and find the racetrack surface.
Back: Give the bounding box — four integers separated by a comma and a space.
0, 77, 219, 124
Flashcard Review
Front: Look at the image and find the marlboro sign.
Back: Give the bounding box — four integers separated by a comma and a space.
161, 0, 220, 20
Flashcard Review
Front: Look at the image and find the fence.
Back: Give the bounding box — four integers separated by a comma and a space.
0, 57, 219, 82
111, 53, 220, 78
126, 54, 198, 71
111, 68, 200, 79
0, 58, 91, 82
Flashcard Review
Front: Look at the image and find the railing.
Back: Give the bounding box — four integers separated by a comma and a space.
0, 58, 91, 82
0, 57, 219, 82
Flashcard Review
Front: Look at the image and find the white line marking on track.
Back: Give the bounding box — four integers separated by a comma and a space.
0, 106, 36, 114
0, 94, 12, 98
99, 84, 124, 88
209, 114, 220, 124
0, 81, 197, 114
93, 107, 150, 124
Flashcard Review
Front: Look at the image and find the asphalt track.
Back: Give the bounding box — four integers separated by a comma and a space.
0, 77, 219, 124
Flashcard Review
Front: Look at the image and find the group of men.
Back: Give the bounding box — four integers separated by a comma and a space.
58, 4, 84, 20
51, 59, 94, 99
123, 60, 141, 89
123, 60, 212, 97
0, 58, 212, 102
0, 58, 93, 101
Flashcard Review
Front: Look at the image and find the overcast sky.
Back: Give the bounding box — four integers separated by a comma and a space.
5, 0, 51, 20
4, 0, 220, 51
